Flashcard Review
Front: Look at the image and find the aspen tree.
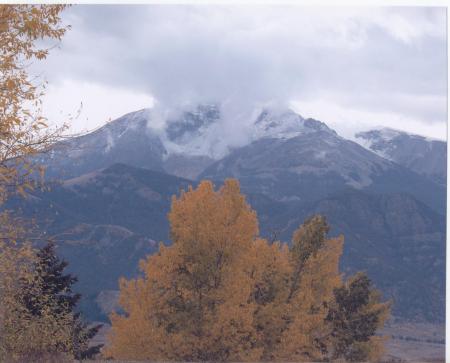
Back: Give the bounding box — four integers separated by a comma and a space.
108, 181, 390, 362
0, 5, 72, 361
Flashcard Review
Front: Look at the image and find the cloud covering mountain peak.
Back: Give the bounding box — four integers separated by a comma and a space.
38, 6, 446, 140
142, 104, 338, 159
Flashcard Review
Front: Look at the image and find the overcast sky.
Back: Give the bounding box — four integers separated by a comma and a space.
38, 5, 447, 140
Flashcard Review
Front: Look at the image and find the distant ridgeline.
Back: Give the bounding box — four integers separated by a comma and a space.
9, 104, 445, 323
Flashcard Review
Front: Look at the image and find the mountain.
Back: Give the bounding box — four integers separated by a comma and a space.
53, 223, 158, 319
40, 106, 446, 213
7, 164, 194, 319
38, 109, 167, 180
17, 163, 194, 239
9, 163, 445, 322
17, 105, 445, 324
262, 191, 445, 322
200, 117, 445, 214
39, 105, 222, 181
355, 128, 447, 185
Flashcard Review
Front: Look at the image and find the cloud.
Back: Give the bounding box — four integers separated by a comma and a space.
37, 5, 447, 138
292, 98, 446, 141
42, 79, 154, 133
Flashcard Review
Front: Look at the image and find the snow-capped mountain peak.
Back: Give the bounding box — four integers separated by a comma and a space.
355, 127, 446, 185
251, 108, 336, 141
253, 108, 305, 139
41, 103, 345, 180
94, 104, 341, 160
151, 104, 338, 160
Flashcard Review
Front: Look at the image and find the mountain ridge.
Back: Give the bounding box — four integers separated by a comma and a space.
18, 105, 446, 323
7, 162, 445, 322
355, 127, 446, 185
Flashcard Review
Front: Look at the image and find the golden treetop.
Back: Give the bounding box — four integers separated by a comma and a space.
0, 5, 68, 201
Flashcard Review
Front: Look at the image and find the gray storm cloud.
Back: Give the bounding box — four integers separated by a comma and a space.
40, 5, 447, 137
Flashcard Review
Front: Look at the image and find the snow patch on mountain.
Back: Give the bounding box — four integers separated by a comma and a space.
355, 127, 443, 155
143, 105, 339, 160
161, 121, 232, 159
253, 109, 306, 140
355, 127, 447, 185
151, 104, 234, 159
105, 129, 115, 153
54, 103, 347, 180
355, 127, 404, 161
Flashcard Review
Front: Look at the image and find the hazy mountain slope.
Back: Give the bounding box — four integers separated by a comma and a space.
259, 191, 445, 322
8, 163, 445, 322
17, 106, 445, 323
39, 110, 167, 180
21, 163, 193, 239
355, 128, 447, 185
7, 164, 194, 320
164, 154, 215, 180
55, 223, 158, 320
39, 105, 224, 180
200, 125, 446, 214
40, 107, 446, 211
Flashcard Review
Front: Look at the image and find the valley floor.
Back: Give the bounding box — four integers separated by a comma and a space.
381, 320, 445, 362
88, 320, 445, 362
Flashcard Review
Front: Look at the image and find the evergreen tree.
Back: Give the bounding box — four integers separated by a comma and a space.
0, 5, 70, 360
23, 242, 79, 316
22, 241, 103, 360
326, 272, 390, 361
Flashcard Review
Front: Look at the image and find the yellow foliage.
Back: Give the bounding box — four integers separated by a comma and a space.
0, 213, 74, 362
0, 5, 69, 203
275, 237, 343, 361
0, 5, 73, 361
107, 179, 390, 362
107, 180, 260, 361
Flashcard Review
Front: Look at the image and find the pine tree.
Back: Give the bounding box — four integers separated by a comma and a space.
0, 5, 71, 360
0, 216, 75, 361
326, 272, 391, 361
23, 242, 79, 316
22, 241, 103, 360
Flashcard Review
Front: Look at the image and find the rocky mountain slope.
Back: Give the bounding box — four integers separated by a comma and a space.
14, 105, 445, 324
200, 121, 445, 214
39, 109, 167, 180
40, 106, 446, 212
8, 164, 193, 319
269, 191, 445, 322
39, 104, 223, 180
9, 163, 445, 322
355, 127, 446, 185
